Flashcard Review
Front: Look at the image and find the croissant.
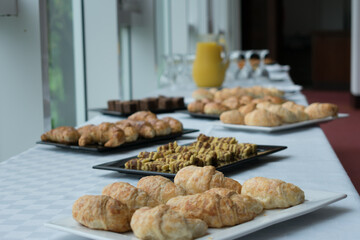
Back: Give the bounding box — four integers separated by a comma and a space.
137, 176, 186, 204
120, 119, 156, 139
238, 102, 256, 115
78, 122, 125, 147
244, 109, 282, 127
305, 102, 338, 119
220, 110, 245, 124
41, 126, 80, 144
72, 195, 131, 233
257, 103, 297, 123
206, 188, 263, 217
115, 121, 139, 142
161, 117, 183, 133
128, 111, 157, 121
147, 119, 172, 136
167, 191, 255, 228
282, 101, 309, 122
76, 124, 94, 136
131, 204, 208, 240
102, 182, 160, 214
174, 166, 242, 195
241, 177, 305, 209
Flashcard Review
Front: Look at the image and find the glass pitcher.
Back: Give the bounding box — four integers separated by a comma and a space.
192, 34, 230, 88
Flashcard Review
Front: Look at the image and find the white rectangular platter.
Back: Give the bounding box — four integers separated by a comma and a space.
45, 189, 346, 240
218, 113, 348, 132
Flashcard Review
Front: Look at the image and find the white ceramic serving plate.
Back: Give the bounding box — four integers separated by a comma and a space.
217, 113, 349, 133
45, 189, 346, 240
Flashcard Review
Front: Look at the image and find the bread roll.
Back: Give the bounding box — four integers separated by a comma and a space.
222, 96, 241, 110
187, 100, 205, 113
203, 102, 228, 115
192, 88, 213, 100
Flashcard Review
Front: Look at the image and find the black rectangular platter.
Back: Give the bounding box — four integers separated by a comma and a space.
188, 112, 220, 120
37, 128, 198, 153
91, 107, 187, 117
93, 144, 287, 177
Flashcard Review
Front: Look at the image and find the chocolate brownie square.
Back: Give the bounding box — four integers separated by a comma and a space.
158, 97, 173, 110
122, 100, 138, 114
171, 97, 185, 109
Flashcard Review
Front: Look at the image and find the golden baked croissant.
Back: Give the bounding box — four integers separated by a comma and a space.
76, 124, 94, 136
206, 188, 263, 217
167, 191, 255, 228
120, 119, 156, 139
128, 111, 157, 121
174, 166, 242, 194
305, 102, 338, 119
137, 176, 186, 204
78, 122, 126, 147
161, 117, 183, 133
41, 126, 80, 144
220, 110, 245, 124
282, 101, 309, 122
238, 102, 256, 115
147, 119, 172, 136
241, 177, 305, 209
257, 103, 297, 123
244, 109, 282, 127
131, 204, 208, 240
115, 121, 139, 142
102, 182, 160, 214
72, 195, 131, 233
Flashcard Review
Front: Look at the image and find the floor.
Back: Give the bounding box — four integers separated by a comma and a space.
302, 89, 360, 195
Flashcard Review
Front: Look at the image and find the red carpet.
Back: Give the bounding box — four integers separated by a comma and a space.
302, 89, 360, 195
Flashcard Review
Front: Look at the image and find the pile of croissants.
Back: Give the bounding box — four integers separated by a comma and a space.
41, 111, 183, 147
73, 165, 305, 240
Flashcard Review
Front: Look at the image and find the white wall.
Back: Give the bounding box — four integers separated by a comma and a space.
84, 0, 122, 118
0, 0, 44, 162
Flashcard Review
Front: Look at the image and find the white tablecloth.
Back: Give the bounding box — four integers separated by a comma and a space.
1, 85, 360, 240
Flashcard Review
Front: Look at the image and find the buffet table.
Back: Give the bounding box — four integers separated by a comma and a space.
1, 81, 360, 240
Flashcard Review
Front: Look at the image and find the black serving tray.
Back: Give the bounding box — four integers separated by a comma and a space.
187, 112, 220, 120
91, 107, 187, 117
92, 144, 287, 177
37, 128, 198, 153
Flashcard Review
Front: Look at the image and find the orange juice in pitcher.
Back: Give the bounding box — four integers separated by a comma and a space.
192, 41, 229, 88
